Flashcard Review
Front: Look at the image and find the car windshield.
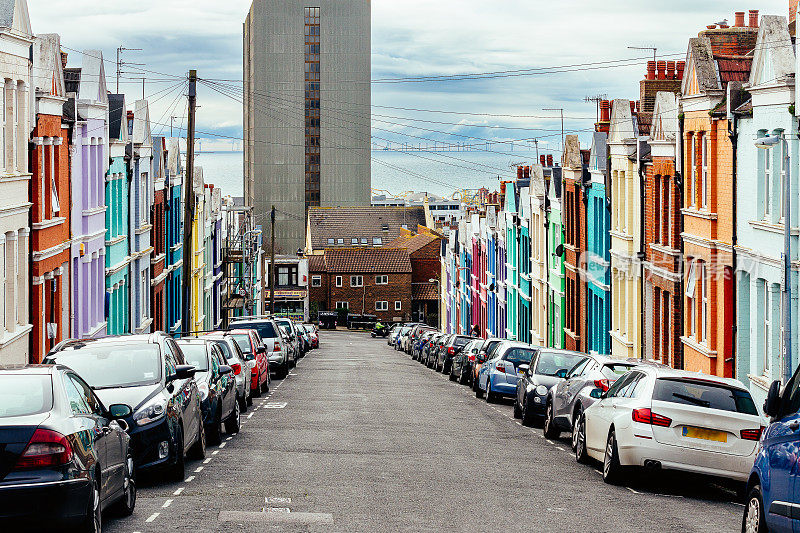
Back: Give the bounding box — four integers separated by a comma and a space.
232, 321, 277, 339
484, 340, 502, 357
212, 340, 234, 361
504, 347, 537, 365
178, 344, 210, 371
653, 378, 758, 415
231, 334, 252, 354
600, 363, 635, 380
453, 336, 472, 347
534, 352, 587, 376
46, 344, 161, 388
0, 374, 53, 417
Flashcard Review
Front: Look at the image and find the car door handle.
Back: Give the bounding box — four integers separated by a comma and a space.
790, 421, 800, 431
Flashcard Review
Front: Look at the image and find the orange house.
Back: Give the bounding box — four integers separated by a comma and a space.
679, 13, 758, 376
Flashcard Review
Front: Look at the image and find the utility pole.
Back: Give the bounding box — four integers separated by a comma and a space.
181, 70, 197, 335
115, 46, 143, 94
270, 206, 276, 315
544, 108, 564, 153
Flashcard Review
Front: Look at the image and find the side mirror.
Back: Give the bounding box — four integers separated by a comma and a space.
555, 369, 569, 379
477, 353, 487, 363
169, 364, 196, 382
245, 353, 255, 361
257, 346, 266, 354
108, 403, 133, 419
589, 388, 603, 399
219, 365, 232, 376
518, 364, 530, 374
764, 380, 782, 418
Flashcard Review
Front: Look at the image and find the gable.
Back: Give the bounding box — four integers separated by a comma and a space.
79, 50, 109, 106
683, 61, 700, 96
32, 33, 65, 97
651, 92, 678, 142
133, 99, 152, 146
749, 15, 794, 88
682, 38, 720, 96
608, 99, 634, 143
0, 0, 32, 35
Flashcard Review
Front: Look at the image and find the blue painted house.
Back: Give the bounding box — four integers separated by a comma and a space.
586, 131, 611, 354
166, 138, 183, 335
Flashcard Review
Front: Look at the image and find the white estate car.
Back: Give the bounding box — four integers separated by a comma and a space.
574, 365, 765, 484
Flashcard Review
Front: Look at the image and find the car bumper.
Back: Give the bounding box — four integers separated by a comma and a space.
0, 477, 91, 522
130, 417, 176, 470
488, 379, 516, 397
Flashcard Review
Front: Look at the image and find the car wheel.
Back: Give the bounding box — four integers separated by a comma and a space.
225, 399, 241, 434
513, 395, 522, 418
253, 374, 262, 397
574, 413, 590, 464
246, 391, 253, 406
239, 393, 248, 413
485, 379, 494, 403
742, 484, 767, 533
170, 425, 186, 482
188, 417, 206, 460
113, 452, 136, 516
449, 366, 457, 381
206, 406, 223, 446
475, 379, 484, 398
78, 475, 102, 533
602, 430, 624, 485
543, 402, 560, 439
277, 361, 289, 379
571, 407, 583, 451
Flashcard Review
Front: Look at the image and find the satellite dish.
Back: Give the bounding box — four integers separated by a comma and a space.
555, 244, 564, 257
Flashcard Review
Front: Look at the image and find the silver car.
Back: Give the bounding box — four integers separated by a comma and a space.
229, 317, 292, 379
544, 354, 644, 447
204, 333, 254, 412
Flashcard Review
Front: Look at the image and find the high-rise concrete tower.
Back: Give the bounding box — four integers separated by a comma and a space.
244, 0, 371, 253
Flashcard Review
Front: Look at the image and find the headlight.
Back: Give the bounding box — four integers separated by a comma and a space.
133, 397, 167, 426
535, 385, 548, 396
197, 382, 209, 401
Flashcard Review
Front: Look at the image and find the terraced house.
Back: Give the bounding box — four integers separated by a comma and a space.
528, 165, 547, 347
545, 158, 565, 348
165, 138, 184, 335
129, 100, 153, 334
562, 136, 587, 353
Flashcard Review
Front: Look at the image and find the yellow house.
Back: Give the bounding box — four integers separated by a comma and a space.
191, 167, 206, 333
608, 99, 643, 358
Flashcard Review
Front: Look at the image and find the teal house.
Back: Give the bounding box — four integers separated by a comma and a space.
504, 185, 519, 340
586, 131, 611, 354
166, 138, 183, 335
546, 165, 565, 348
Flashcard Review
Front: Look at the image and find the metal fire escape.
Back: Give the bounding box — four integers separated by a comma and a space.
221, 203, 261, 327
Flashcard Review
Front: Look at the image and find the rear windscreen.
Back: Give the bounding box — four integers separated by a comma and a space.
232, 321, 277, 339
601, 364, 634, 380
653, 378, 758, 415
0, 375, 53, 417
453, 336, 472, 347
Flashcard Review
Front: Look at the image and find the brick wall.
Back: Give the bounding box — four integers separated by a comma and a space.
326, 272, 412, 321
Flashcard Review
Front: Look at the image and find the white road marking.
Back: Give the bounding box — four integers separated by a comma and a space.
194, 466, 204, 473
219, 442, 226, 448
247, 413, 254, 419
203, 458, 212, 464
173, 487, 184, 496
264, 402, 287, 409
212, 450, 219, 455
226, 436, 233, 441
162, 499, 173, 508
265, 497, 292, 504
627, 487, 641, 494
185, 476, 195, 482
556, 446, 565, 452
266, 507, 291, 513
145, 513, 160, 523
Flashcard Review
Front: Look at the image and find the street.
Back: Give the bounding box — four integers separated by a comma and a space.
104, 331, 743, 532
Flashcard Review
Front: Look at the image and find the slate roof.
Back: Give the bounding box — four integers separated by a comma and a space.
308, 254, 326, 272
323, 247, 412, 274
307, 206, 427, 250
108, 94, 126, 141
412, 283, 439, 301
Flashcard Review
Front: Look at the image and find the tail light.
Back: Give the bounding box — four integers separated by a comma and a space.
273, 341, 280, 352
632, 408, 672, 428
468, 354, 476, 362
496, 363, 505, 373
448, 347, 455, 355
740, 427, 764, 441
231, 363, 241, 375
251, 366, 258, 375
594, 379, 610, 392
15, 429, 73, 469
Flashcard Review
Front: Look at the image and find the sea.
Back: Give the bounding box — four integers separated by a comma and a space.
196, 150, 542, 200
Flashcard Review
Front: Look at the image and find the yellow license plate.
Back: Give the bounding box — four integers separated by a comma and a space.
682, 426, 727, 443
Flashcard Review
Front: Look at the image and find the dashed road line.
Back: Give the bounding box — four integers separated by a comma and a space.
212, 450, 219, 455
194, 466, 204, 473
162, 499, 173, 508
219, 442, 226, 448
173, 487, 184, 496
203, 458, 212, 464
145, 512, 160, 523
185, 476, 195, 482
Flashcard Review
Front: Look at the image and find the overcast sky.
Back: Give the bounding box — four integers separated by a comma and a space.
28, 0, 789, 152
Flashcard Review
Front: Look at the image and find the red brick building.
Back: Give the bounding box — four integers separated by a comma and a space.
309, 247, 412, 322
151, 137, 167, 332
29, 36, 70, 362
562, 136, 587, 352
386, 225, 443, 324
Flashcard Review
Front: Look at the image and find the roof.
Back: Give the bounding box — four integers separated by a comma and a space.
717, 57, 753, 84
0, 0, 31, 34
385, 228, 441, 255
308, 254, 326, 272
412, 283, 439, 300
307, 206, 427, 250
641, 365, 750, 391
323, 247, 412, 274
108, 94, 126, 141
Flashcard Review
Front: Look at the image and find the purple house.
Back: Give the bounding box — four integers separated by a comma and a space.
66, 50, 108, 338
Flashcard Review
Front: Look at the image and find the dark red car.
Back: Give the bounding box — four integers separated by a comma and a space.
228, 329, 270, 397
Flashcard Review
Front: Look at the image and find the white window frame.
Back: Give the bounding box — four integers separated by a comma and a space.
335, 276, 342, 287
350, 275, 363, 287
765, 146, 772, 219
311, 275, 321, 287
688, 134, 695, 207
700, 262, 708, 344
701, 135, 708, 209
764, 281, 771, 372
375, 301, 388, 311
395, 300, 402, 311
335, 301, 348, 310
779, 139, 787, 221
375, 274, 388, 285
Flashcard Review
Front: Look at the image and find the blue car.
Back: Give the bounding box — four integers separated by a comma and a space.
743, 368, 800, 532
475, 341, 537, 403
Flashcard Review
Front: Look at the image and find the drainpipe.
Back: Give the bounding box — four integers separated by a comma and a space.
729, 110, 738, 380
677, 111, 685, 370
638, 137, 647, 360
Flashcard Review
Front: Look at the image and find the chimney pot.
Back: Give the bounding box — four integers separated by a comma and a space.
719, 23, 730, 29
517, 166, 523, 179
749, 9, 759, 27
523, 166, 530, 179
60, 51, 68, 69
666, 60, 676, 79
707, 24, 717, 30
734, 11, 745, 27
546, 154, 553, 167
540, 155, 546, 166
656, 61, 667, 80
646, 61, 656, 80
676, 61, 686, 80
599, 100, 611, 122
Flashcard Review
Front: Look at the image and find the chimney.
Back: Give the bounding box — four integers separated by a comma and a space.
517, 166, 523, 179
656, 61, 667, 80
600, 100, 611, 122
546, 154, 553, 167
60, 51, 68, 69
707, 24, 717, 30
635, 100, 641, 114
629, 101, 636, 115
666, 61, 676, 79
676, 61, 686, 80
792, 1, 798, 25
646, 61, 656, 80
749, 9, 759, 27
734, 11, 745, 27
523, 166, 530, 179
540, 155, 546, 166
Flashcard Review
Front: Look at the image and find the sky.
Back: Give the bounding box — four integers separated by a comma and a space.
28, 0, 790, 154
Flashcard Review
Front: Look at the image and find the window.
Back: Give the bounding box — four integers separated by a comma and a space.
327, 238, 334, 245
63, 374, 91, 415
311, 275, 321, 287
360, 238, 367, 245
51, 175, 60, 215
780, 138, 787, 220
335, 276, 342, 287
764, 145, 772, 219
700, 262, 708, 343
140, 172, 149, 225
688, 134, 695, 207
335, 301, 349, 310
375, 275, 388, 285
372, 237, 382, 246
375, 301, 388, 311
686, 260, 697, 338
701, 135, 708, 208
350, 275, 363, 287
336, 238, 344, 245
763, 281, 771, 373
65, 373, 103, 416
653, 378, 758, 415
395, 300, 402, 311
277, 265, 298, 286
351, 238, 358, 244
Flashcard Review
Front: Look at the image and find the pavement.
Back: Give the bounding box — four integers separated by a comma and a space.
103, 331, 743, 532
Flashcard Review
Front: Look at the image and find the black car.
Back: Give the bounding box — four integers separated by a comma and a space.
44, 334, 206, 481
450, 338, 482, 384
176, 339, 239, 445
0, 365, 136, 531
436, 335, 475, 374
424, 334, 446, 367
514, 349, 588, 428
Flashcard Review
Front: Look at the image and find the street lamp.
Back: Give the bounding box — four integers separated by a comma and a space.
755, 133, 792, 382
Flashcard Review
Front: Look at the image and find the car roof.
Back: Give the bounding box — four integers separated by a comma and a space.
639, 366, 749, 390
175, 338, 209, 344
0, 364, 59, 374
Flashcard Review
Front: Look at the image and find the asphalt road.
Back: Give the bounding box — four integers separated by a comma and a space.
103, 331, 743, 532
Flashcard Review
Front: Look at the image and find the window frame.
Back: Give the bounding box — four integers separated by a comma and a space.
375, 274, 388, 285
350, 275, 363, 288
335, 276, 342, 287
375, 300, 388, 311
311, 275, 321, 287
395, 300, 402, 311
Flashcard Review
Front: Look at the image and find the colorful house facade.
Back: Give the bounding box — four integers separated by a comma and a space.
562, 136, 587, 353
151, 136, 167, 332
130, 100, 153, 334
586, 128, 611, 355
529, 164, 548, 346
546, 162, 565, 348
166, 138, 183, 335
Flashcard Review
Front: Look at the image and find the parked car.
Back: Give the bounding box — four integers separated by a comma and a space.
576, 366, 764, 486
204, 332, 254, 412
302, 323, 319, 348
228, 328, 271, 392
295, 322, 311, 355
471, 338, 503, 391
545, 354, 643, 446
0, 365, 136, 530
451, 338, 482, 384
513, 348, 588, 428
176, 339, 239, 445
394, 326, 411, 351
44, 334, 205, 481
476, 341, 538, 402
742, 369, 800, 533
408, 325, 435, 355
424, 333, 447, 367
229, 317, 291, 378
412, 330, 436, 360
275, 317, 302, 363
436, 335, 475, 374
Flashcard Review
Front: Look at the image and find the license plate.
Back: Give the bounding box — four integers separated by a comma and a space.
682, 426, 727, 443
